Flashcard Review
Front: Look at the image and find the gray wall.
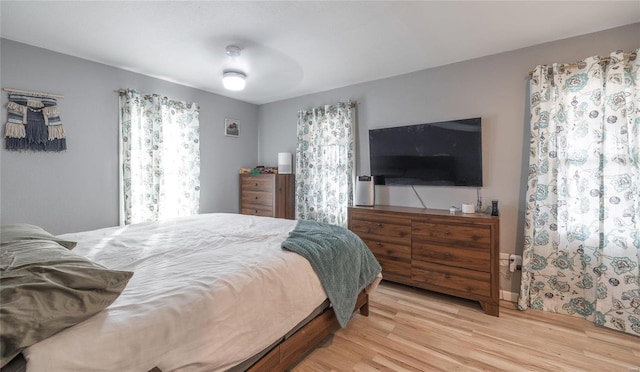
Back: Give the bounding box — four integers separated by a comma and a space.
258, 23, 640, 294
1, 39, 259, 234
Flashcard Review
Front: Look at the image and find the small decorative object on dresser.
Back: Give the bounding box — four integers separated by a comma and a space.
240, 173, 295, 219
491, 200, 500, 216
348, 205, 500, 316
461, 203, 475, 214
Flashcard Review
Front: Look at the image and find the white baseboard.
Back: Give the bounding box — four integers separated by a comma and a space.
500, 290, 518, 303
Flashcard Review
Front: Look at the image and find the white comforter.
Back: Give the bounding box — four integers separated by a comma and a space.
23, 213, 328, 371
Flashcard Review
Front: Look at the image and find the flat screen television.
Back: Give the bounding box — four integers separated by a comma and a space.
369, 117, 483, 187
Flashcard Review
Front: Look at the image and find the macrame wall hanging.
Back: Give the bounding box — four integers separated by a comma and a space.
3, 88, 66, 152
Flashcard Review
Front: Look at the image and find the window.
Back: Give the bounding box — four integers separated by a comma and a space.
118, 89, 200, 225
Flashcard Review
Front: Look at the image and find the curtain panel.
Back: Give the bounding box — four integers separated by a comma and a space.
296, 101, 356, 227
519, 49, 639, 336
119, 89, 200, 225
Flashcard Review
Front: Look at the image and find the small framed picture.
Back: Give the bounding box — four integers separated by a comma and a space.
224, 118, 240, 137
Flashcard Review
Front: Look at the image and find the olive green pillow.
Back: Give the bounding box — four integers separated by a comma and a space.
0, 239, 133, 367
1, 224, 76, 249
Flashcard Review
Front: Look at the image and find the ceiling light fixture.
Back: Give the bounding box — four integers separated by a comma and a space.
222, 71, 246, 91
223, 45, 246, 91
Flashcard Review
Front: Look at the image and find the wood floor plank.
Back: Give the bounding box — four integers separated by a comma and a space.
293, 281, 640, 372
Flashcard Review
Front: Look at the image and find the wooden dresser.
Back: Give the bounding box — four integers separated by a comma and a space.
240, 174, 295, 219
348, 205, 500, 316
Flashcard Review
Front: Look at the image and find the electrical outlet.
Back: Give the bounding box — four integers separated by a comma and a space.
509, 254, 522, 273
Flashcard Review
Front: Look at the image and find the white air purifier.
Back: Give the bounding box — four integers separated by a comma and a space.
355, 176, 374, 206
278, 152, 292, 174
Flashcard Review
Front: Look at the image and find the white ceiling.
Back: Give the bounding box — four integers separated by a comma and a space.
2, 1, 639, 105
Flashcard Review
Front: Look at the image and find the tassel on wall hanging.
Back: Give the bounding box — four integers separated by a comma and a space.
3, 88, 66, 151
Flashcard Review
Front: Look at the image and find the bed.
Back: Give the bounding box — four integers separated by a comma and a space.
0, 213, 382, 371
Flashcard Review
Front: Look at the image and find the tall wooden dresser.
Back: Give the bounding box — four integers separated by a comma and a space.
240, 174, 295, 219
348, 205, 500, 316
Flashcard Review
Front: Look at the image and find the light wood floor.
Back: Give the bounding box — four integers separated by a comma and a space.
293, 281, 640, 372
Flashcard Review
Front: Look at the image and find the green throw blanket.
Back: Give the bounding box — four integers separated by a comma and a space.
281, 220, 382, 328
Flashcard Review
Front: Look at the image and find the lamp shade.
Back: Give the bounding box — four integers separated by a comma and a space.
223, 71, 246, 91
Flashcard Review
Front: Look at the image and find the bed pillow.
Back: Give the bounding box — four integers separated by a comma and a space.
1, 224, 77, 249
0, 239, 133, 367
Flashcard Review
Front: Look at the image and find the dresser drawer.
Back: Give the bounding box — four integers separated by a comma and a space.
241, 176, 274, 192
377, 256, 411, 281
241, 207, 274, 217
411, 260, 490, 298
363, 239, 411, 261
350, 210, 412, 226
412, 241, 490, 272
241, 191, 274, 207
412, 221, 491, 247
350, 219, 410, 245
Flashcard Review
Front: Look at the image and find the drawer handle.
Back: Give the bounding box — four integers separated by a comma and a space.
255, 196, 259, 199
444, 230, 451, 236
377, 223, 383, 227
444, 274, 451, 279
375, 242, 382, 246
255, 183, 259, 186
444, 252, 451, 259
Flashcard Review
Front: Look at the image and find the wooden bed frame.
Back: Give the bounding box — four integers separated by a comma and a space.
148, 291, 369, 372
248, 290, 369, 371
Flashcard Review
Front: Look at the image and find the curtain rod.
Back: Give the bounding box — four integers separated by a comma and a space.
298, 101, 358, 115
527, 52, 636, 77
3, 87, 64, 99
117, 89, 137, 95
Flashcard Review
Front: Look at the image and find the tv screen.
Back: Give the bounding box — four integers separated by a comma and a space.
369, 118, 483, 187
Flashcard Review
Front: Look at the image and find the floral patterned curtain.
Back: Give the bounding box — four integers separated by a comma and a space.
519, 49, 640, 336
296, 101, 356, 227
119, 89, 200, 225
